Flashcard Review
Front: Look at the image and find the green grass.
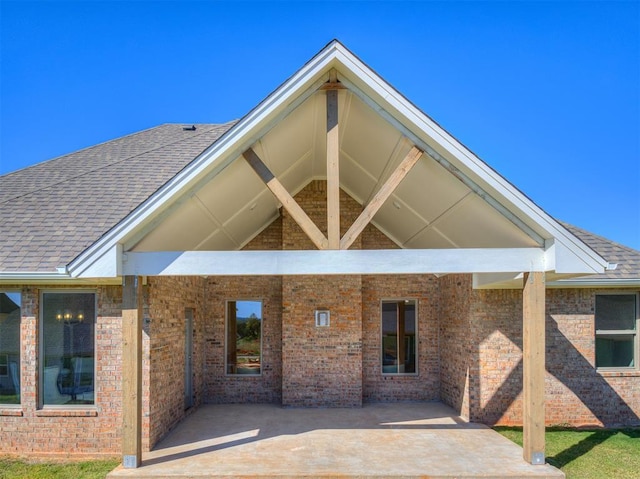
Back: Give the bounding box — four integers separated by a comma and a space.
495, 427, 640, 479
0, 457, 119, 479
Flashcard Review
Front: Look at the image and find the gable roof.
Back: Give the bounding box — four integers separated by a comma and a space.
1, 40, 630, 285
0, 123, 233, 272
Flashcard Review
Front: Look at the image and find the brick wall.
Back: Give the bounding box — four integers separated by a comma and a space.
280, 181, 364, 407
439, 275, 474, 420
439, 276, 640, 427
282, 274, 363, 407
0, 285, 122, 457
204, 275, 283, 404
4, 178, 640, 458
145, 276, 206, 449
362, 275, 439, 402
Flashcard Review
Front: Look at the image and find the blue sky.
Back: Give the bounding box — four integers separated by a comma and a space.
1, 1, 639, 250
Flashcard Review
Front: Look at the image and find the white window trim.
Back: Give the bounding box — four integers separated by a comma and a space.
38, 289, 98, 409
224, 299, 263, 377
380, 298, 419, 376
595, 292, 639, 372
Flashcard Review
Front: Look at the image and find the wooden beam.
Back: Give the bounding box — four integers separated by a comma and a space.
327, 88, 340, 249
123, 248, 547, 276
337, 75, 548, 247
522, 271, 546, 465
340, 146, 423, 250
243, 148, 329, 250
122, 275, 143, 468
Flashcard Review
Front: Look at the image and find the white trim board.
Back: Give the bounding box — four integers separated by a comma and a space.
121, 248, 549, 276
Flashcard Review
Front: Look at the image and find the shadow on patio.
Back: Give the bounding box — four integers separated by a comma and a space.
108, 402, 563, 478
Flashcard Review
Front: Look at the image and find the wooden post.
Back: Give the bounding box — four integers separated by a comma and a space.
522, 271, 546, 465
326, 81, 340, 249
122, 275, 143, 468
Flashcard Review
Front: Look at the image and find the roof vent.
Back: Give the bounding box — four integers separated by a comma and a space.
182, 125, 197, 131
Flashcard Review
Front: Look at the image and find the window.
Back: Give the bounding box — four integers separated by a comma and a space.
226, 300, 262, 375
0, 292, 21, 405
41, 292, 95, 405
381, 300, 417, 374
595, 294, 638, 369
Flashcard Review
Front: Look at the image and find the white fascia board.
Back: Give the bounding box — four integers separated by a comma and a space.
547, 278, 640, 288
73, 244, 122, 278
122, 248, 546, 276
0, 270, 120, 285
330, 44, 608, 275
473, 273, 640, 290
67, 44, 343, 278
0, 271, 71, 282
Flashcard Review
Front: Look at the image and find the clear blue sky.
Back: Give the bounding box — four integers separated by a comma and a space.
1, 1, 639, 250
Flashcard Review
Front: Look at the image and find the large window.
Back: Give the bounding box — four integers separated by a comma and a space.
381, 300, 417, 374
595, 294, 638, 369
226, 300, 262, 375
0, 292, 21, 405
41, 292, 95, 405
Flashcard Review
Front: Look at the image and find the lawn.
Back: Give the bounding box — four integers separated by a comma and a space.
495, 427, 640, 479
0, 457, 119, 479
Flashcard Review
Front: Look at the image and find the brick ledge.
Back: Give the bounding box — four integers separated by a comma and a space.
35, 408, 98, 417
598, 370, 640, 378
0, 408, 24, 416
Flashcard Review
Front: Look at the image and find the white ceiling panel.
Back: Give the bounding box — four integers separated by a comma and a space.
339, 152, 377, 205
435, 195, 539, 248
372, 199, 428, 246
404, 226, 458, 249
196, 229, 237, 251
258, 97, 316, 177
128, 88, 542, 254
395, 156, 470, 223
279, 154, 314, 195
341, 94, 403, 181
195, 158, 267, 224
133, 198, 217, 251
223, 190, 280, 245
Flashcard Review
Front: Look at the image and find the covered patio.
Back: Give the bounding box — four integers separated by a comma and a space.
108, 402, 564, 478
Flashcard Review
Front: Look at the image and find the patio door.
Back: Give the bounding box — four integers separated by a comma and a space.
184, 308, 194, 409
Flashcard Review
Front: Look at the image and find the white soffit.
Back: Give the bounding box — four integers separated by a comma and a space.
129, 88, 537, 254
68, 40, 608, 278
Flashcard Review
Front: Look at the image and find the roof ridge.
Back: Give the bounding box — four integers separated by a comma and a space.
0, 123, 231, 206
0, 123, 179, 179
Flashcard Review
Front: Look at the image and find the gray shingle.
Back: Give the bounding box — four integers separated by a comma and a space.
0, 123, 234, 272
562, 223, 640, 281
1, 123, 638, 282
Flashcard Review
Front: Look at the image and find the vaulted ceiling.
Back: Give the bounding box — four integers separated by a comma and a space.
130, 88, 538, 253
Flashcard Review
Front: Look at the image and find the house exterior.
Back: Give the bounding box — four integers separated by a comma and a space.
1, 41, 638, 467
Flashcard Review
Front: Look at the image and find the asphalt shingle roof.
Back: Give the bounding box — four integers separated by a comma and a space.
562, 223, 640, 281
1, 123, 638, 282
0, 123, 234, 272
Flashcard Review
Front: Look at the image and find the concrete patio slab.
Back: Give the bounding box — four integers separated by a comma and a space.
108, 402, 564, 479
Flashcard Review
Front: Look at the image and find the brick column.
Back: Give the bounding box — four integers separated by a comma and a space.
282, 275, 362, 407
